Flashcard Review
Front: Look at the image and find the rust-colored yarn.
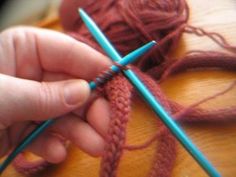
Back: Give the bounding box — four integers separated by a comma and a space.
101, 75, 132, 177
60, 0, 189, 71
12, 153, 50, 175
12, 0, 236, 176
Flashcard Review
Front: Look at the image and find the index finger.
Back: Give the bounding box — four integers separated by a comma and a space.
0, 27, 111, 80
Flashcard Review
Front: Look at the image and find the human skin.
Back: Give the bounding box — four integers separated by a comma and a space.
0, 27, 111, 163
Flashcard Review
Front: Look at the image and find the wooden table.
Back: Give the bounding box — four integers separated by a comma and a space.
1, 0, 236, 176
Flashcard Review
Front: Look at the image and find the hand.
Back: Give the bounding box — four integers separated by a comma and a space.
0, 27, 111, 163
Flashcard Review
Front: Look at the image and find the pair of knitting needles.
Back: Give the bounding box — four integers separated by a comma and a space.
0, 34, 156, 174
78, 9, 221, 177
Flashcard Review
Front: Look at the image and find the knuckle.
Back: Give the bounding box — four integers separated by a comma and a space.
36, 82, 55, 115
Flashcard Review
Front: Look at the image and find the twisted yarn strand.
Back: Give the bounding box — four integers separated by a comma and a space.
134, 68, 176, 177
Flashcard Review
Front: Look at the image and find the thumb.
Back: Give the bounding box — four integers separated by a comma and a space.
0, 74, 90, 128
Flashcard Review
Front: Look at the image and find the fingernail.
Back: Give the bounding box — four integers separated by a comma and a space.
64, 80, 90, 105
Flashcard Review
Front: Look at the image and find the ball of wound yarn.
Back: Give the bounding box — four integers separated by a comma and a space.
59, 0, 189, 71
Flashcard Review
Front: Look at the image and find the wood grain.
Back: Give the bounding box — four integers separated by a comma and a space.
1, 0, 236, 176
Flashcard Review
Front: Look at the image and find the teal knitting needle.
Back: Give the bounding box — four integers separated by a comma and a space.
0, 40, 156, 174
79, 8, 221, 177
